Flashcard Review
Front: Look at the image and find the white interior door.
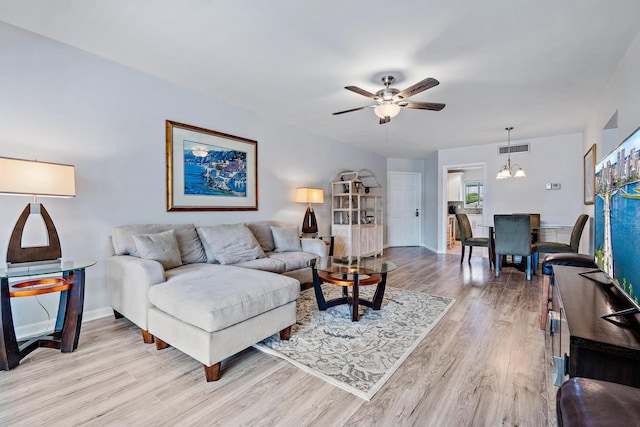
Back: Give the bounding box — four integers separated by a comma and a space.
387, 172, 421, 246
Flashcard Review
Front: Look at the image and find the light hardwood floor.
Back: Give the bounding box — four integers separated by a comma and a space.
0, 247, 555, 426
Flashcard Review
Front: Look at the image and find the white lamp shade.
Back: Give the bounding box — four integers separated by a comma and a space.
374, 102, 401, 119
0, 157, 75, 198
295, 187, 324, 204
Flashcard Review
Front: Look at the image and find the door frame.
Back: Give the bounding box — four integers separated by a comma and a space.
441, 162, 486, 253
387, 171, 422, 247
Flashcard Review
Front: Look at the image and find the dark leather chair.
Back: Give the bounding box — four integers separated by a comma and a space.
455, 213, 490, 265
557, 377, 640, 426
536, 214, 589, 254
494, 214, 538, 280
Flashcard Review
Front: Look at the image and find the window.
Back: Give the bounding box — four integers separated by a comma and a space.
464, 181, 483, 208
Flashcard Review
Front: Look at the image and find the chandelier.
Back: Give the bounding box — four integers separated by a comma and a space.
496, 127, 526, 179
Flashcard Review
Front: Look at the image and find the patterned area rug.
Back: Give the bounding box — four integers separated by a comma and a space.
254, 284, 455, 400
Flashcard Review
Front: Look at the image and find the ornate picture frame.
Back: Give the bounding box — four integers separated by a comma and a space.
166, 120, 258, 211
584, 144, 596, 205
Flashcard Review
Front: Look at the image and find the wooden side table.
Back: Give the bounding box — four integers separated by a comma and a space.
318, 235, 335, 256
0, 259, 95, 370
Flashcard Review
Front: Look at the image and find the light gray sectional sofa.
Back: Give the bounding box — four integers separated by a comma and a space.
107, 221, 327, 381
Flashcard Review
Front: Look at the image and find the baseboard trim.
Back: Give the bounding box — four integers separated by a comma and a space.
15, 306, 114, 341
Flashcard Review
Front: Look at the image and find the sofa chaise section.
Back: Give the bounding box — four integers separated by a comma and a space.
148, 263, 299, 381
106, 221, 325, 380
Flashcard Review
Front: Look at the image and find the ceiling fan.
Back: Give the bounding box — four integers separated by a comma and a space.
332, 75, 445, 124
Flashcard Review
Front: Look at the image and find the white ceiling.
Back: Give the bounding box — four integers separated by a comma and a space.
2, 0, 640, 159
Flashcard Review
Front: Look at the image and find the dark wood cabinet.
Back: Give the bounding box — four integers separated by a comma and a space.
552, 265, 640, 387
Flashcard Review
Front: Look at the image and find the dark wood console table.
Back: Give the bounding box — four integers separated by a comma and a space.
0, 259, 95, 370
552, 265, 640, 387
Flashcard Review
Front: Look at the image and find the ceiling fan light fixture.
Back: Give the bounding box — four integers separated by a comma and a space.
374, 102, 401, 119
332, 76, 444, 123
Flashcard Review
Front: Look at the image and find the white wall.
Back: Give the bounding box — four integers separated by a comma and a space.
584, 29, 640, 253
387, 158, 425, 173
423, 153, 439, 252
0, 23, 386, 335
430, 133, 583, 252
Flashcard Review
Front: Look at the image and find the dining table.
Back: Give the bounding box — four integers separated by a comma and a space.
486, 219, 573, 272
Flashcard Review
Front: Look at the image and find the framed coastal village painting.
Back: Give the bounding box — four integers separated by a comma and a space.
166, 120, 258, 211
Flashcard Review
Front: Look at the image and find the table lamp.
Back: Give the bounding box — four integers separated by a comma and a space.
295, 187, 324, 234
0, 157, 75, 266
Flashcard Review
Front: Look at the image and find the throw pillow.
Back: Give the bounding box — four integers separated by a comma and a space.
132, 229, 183, 270
246, 221, 277, 252
271, 226, 302, 252
197, 224, 266, 265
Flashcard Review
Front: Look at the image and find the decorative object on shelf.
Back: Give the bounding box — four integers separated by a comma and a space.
331, 170, 383, 258
583, 144, 596, 205
166, 120, 258, 211
295, 187, 324, 234
332, 75, 446, 125
0, 157, 75, 265
496, 127, 526, 179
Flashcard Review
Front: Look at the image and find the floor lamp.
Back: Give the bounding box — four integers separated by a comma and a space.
295, 187, 324, 235
0, 157, 76, 266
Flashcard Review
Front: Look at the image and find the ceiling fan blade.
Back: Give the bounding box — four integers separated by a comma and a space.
399, 101, 446, 111
332, 105, 371, 115
396, 78, 439, 100
345, 86, 378, 99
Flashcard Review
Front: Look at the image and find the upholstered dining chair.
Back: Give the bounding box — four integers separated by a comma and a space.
520, 213, 541, 241
494, 214, 538, 280
455, 213, 490, 266
536, 214, 589, 254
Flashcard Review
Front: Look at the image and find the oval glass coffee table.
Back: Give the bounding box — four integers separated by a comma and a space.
308, 256, 397, 321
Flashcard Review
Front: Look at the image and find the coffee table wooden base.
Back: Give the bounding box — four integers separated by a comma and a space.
312, 270, 387, 321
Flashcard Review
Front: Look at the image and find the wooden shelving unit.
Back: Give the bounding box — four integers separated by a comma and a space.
331, 170, 383, 258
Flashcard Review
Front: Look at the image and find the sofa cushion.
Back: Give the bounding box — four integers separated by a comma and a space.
246, 220, 286, 252
268, 251, 317, 272
271, 226, 302, 252
150, 264, 299, 332
112, 224, 207, 264
132, 229, 182, 270
197, 224, 266, 265
234, 257, 286, 273
195, 227, 219, 264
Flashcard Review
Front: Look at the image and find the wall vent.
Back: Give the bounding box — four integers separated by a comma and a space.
498, 143, 530, 155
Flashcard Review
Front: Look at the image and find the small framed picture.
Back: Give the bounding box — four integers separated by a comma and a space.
166, 120, 258, 211
584, 144, 595, 205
